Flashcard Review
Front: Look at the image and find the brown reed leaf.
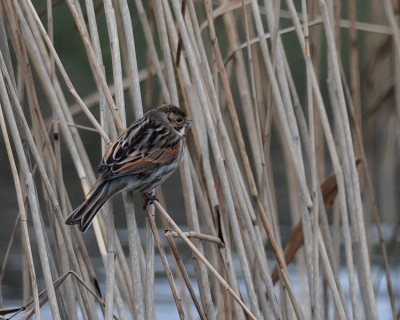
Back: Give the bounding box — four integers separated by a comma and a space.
271, 160, 362, 284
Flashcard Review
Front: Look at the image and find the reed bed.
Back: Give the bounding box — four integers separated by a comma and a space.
0, 0, 398, 319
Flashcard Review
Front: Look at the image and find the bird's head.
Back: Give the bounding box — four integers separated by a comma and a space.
156, 104, 193, 136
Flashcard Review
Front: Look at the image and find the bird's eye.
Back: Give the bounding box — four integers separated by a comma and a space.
176, 117, 182, 124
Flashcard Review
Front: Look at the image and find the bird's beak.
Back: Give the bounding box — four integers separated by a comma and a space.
186, 118, 193, 126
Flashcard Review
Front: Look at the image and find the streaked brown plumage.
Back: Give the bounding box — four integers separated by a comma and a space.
65, 104, 192, 232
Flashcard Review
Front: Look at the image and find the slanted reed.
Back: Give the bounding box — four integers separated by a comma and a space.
0, 0, 397, 319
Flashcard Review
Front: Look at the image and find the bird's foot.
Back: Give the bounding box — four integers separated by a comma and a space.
141, 192, 158, 210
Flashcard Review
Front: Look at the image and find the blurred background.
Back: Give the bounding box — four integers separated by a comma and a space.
0, 0, 400, 319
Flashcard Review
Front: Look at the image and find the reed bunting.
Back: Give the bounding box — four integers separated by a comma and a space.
65, 104, 193, 232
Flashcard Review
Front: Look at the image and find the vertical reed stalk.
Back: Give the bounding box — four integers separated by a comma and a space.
0, 2, 395, 319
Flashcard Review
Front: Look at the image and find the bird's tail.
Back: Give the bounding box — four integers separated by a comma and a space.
65, 180, 112, 232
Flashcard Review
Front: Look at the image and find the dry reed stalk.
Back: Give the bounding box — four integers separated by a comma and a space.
169, 2, 263, 319
66, 76, 143, 118
301, 0, 321, 317
278, 9, 393, 34
179, 155, 216, 320
165, 1, 241, 315
0, 24, 98, 318
279, 269, 305, 320
251, 1, 317, 315
104, 0, 125, 124
104, 206, 116, 320
318, 229, 348, 320
146, 205, 186, 319
187, 1, 268, 318
93, 223, 130, 319
114, 227, 136, 313
165, 231, 207, 320
163, 7, 219, 315
0, 58, 61, 319
320, 1, 378, 318
0, 1, 396, 319
0, 113, 41, 318
221, 0, 263, 178
101, 2, 122, 317
123, 191, 146, 318
204, 1, 287, 317
26, 53, 72, 320
134, 0, 170, 102
341, 53, 396, 319
144, 213, 156, 319
15, 270, 119, 320
11, 0, 92, 193
64, 0, 124, 134
117, 0, 143, 117
282, 49, 312, 311
382, 3, 400, 318
169, 231, 224, 246
154, 190, 195, 320
153, 201, 256, 320
285, 2, 363, 318
348, 0, 361, 127
24, 0, 112, 142
254, 2, 316, 286
154, 0, 178, 105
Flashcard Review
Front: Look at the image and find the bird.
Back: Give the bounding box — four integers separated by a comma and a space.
65, 104, 193, 232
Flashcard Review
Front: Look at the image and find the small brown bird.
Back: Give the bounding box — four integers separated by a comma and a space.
65, 104, 193, 232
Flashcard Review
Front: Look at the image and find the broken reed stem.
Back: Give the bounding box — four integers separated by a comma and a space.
168, 231, 225, 247
153, 201, 256, 320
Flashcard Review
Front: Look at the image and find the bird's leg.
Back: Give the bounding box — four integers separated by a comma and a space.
141, 190, 158, 210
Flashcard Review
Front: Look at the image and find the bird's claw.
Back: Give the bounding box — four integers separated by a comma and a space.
142, 192, 158, 210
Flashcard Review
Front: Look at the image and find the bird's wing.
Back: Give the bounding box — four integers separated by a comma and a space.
98, 118, 182, 179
